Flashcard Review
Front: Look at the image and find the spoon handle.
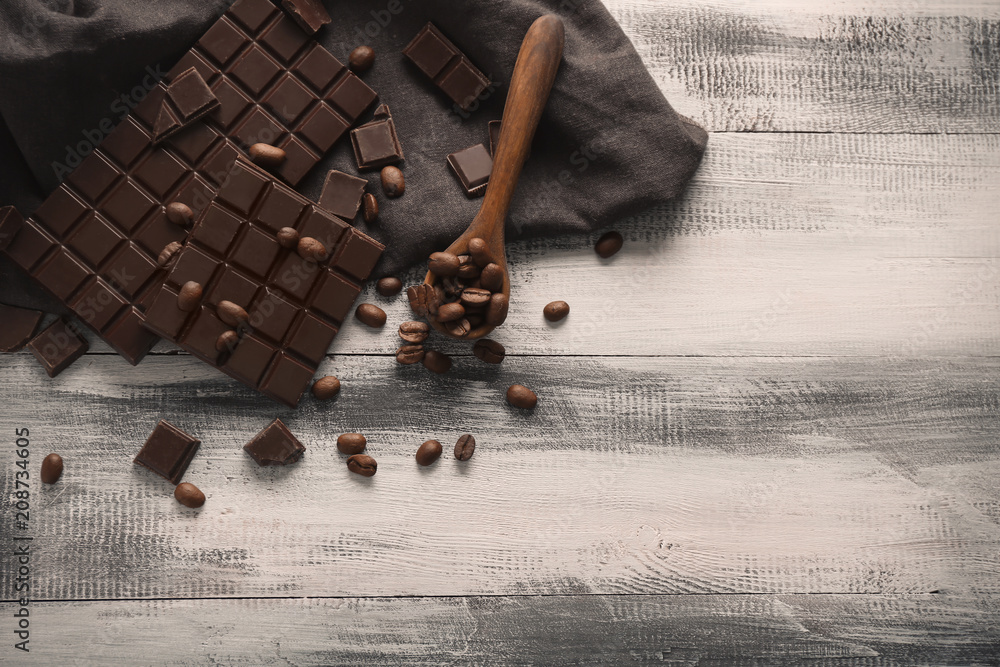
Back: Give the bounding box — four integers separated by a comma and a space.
472, 15, 565, 245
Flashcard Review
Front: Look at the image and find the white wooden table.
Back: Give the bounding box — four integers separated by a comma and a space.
3, 0, 999, 663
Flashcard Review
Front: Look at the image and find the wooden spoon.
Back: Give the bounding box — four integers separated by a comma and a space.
424, 14, 565, 340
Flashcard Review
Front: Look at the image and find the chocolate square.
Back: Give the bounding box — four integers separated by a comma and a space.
181, 307, 230, 360
216, 161, 270, 215
72, 278, 128, 332
350, 105, 403, 171
233, 106, 286, 150
134, 149, 188, 198
105, 243, 158, 298
287, 312, 336, 363
33, 185, 89, 238
5, 221, 56, 270
298, 105, 349, 154
135, 210, 186, 256
103, 180, 156, 233
0, 302, 43, 353
229, 45, 282, 96
67, 152, 121, 204
133, 420, 201, 484
312, 270, 359, 322
209, 266, 259, 307
260, 353, 314, 407
69, 213, 125, 267
264, 74, 315, 123
104, 307, 158, 365
325, 75, 378, 122
228, 0, 278, 35
230, 226, 280, 277
100, 118, 150, 168
243, 418, 305, 466
211, 78, 255, 129
275, 136, 319, 186
297, 207, 347, 248
191, 203, 243, 255
318, 169, 366, 221
295, 44, 344, 91
224, 334, 275, 385
446, 143, 493, 197
35, 249, 90, 300
27, 319, 89, 378
144, 284, 188, 339
168, 123, 221, 164
255, 182, 306, 232
260, 14, 309, 63
197, 17, 248, 67
333, 229, 384, 281
168, 246, 220, 287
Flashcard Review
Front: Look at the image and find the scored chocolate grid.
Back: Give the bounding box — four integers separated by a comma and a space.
142, 156, 384, 408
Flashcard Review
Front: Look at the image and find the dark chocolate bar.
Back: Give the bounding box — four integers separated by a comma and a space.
403, 23, 490, 112
280, 0, 331, 35
244, 418, 305, 465
350, 105, 403, 171
152, 68, 220, 144
318, 170, 367, 220
0, 0, 378, 366
141, 156, 384, 408
0, 303, 45, 353
134, 420, 201, 484
446, 143, 492, 197
26, 319, 89, 377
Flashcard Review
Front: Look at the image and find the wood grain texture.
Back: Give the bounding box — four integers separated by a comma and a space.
1, 354, 997, 600
4, 594, 999, 665
604, 0, 1000, 132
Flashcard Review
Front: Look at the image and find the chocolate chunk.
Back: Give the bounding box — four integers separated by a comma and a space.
350, 105, 403, 171
0, 302, 45, 353
27, 319, 89, 377
319, 170, 367, 220
133, 420, 201, 484
244, 418, 305, 466
488, 120, 502, 156
447, 144, 492, 197
0, 206, 25, 250
280, 0, 331, 35
403, 23, 490, 112
152, 68, 220, 144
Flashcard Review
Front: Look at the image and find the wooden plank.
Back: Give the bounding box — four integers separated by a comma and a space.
5, 594, 999, 665
76, 132, 1000, 359
603, 0, 1000, 132
2, 354, 997, 600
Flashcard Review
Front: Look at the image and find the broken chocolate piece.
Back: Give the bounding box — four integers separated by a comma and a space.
0, 206, 24, 251
280, 0, 331, 35
244, 418, 305, 465
447, 143, 493, 197
403, 23, 490, 112
318, 170, 367, 220
26, 319, 89, 377
0, 302, 45, 353
152, 68, 219, 144
350, 104, 403, 171
133, 420, 201, 484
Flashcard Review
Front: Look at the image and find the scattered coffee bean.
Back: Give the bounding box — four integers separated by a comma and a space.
454, 434, 476, 461
468, 237, 494, 266
216, 329, 239, 353
174, 482, 206, 508
422, 349, 452, 374
507, 384, 538, 409
177, 281, 203, 312
355, 303, 387, 328
347, 454, 377, 477
415, 439, 443, 466
217, 300, 249, 327
165, 202, 194, 227
543, 300, 570, 322
376, 276, 403, 296
312, 376, 341, 400
446, 318, 472, 337
40, 453, 63, 484
276, 226, 299, 249
480, 263, 504, 292
337, 433, 367, 455
399, 321, 430, 343
396, 344, 425, 365
436, 301, 466, 322
381, 166, 405, 197
460, 288, 491, 308
595, 230, 624, 258
248, 143, 287, 168
473, 338, 505, 364
486, 293, 509, 326
363, 193, 379, 223
428, 251, 460, 277
349, 45, 376, 72
298, 236, 328, 262
157, 241, 182, 267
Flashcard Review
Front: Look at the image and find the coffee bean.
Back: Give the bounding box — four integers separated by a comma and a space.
486, 293, 509, 326
376, 276, 402, 296
40, 453, 63, 484
457, 261, 481, 281
381, 166, 405, 198
276, 226, 299, 249
337, 433, 367, 455
355, 303, 387, 328
467, 237, 494, 266
454, 434, 476, 461
298, 236, 328, 262
407, 285, 427, 317
249, 143, 287, 168
473, 338, 505, 364
363, 193, 379, 223
217, 300, 249, 327
399, 321, 430, 343
595, 230, 624, 258
216, 329, 239, 353
446, 318, 472, 337
174, 482, 205, 508
460, 288, 491, 308
349, 45, 375, 72
177, 281, 203, 312
428, 251, 460, 277
543, 300, 570, 322
157, 241, 183, 267
415, 439, 443, 466
165, 202, 194, 227
506, 384, 538, 409
436, 302, 466, 322
312, 376, 341, 400
396, 344, 425, 365
422, 349, 452, 374
347, 454, 377, 477
479, 263, 504, 292
441, 277, 462, 298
